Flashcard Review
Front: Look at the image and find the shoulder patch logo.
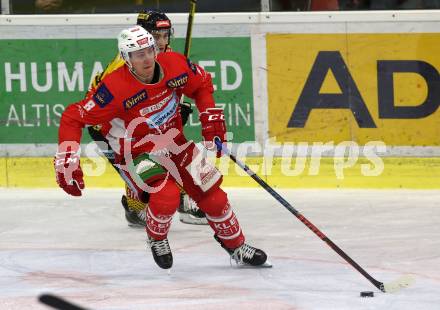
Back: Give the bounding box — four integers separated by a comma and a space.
123, 89, 148, 110
167, 73, 188, 88
187, 58, 197, 74
93, 84, 114, 108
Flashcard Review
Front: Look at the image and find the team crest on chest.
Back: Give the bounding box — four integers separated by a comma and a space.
139, 93, 173, 116
167, 73, 188, 88
123, 89, 148, 110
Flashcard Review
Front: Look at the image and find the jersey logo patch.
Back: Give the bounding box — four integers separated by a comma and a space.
123, 89, 148, 110
93, 84, 114, 108
146, 94, 178, 128
167, 73, 188, 88
140, 93, 173, 116
156, 20, 170, 28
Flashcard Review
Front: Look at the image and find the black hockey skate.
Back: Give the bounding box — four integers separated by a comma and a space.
177, 193, 208, 225
121, 195, 146, 228
214, 235, 271, 268
147, 236, 173, 269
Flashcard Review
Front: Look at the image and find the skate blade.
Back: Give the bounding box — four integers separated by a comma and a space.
179, 214, 209, 225
179, 219, 209, 225
233, 260, 273, 269
127, 223, 145, 229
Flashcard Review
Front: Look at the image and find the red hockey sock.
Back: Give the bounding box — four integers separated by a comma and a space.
146, 179, 180, 240
198, 188, 245, 249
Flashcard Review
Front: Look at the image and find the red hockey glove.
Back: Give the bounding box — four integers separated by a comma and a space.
54, 151, 84, 196
199, 108, 227, 157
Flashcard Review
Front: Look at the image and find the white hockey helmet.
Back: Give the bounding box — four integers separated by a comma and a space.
118, 26, 156, 67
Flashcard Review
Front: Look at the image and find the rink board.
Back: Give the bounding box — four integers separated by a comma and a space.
1, 157, 439, 189
1, 12, 440, 189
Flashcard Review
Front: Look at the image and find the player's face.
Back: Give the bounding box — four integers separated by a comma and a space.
152, 30, 170, 53
129, 47, 156, 82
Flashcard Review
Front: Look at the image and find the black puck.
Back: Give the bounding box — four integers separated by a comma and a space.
360, 291, 374, 297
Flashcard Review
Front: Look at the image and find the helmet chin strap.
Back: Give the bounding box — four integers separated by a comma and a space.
130, 67, 149, 83
130, 62, 160, 84
121, 49, 158, 83
120, 52, 133, 69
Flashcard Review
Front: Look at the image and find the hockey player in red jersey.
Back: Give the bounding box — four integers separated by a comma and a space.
87, 10, 207, 227
54, 26, 269, 269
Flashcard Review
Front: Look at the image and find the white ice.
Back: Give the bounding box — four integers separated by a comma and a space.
1, 188, 439, 310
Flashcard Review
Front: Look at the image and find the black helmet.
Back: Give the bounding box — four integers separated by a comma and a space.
137, 10, 172, 49
137, 10, 172, 33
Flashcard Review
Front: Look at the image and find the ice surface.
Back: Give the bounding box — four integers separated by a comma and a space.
1, 188, 439, 309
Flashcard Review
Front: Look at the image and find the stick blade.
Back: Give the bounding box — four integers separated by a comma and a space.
383, 274, 415, 293
39, 293, 88, 310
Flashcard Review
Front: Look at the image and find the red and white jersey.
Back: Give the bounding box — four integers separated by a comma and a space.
59, 52, 215, 155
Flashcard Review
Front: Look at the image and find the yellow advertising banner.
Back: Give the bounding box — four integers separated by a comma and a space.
267, 34, 440, 145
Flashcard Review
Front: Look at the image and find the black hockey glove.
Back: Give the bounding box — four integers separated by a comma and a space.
179, 101, 193, 126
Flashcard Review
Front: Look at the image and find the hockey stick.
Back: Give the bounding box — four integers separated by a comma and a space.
184, 0, 197, 57
39, 294, 90, 310
214, 138, 414, 293
180, 0, 197, 111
